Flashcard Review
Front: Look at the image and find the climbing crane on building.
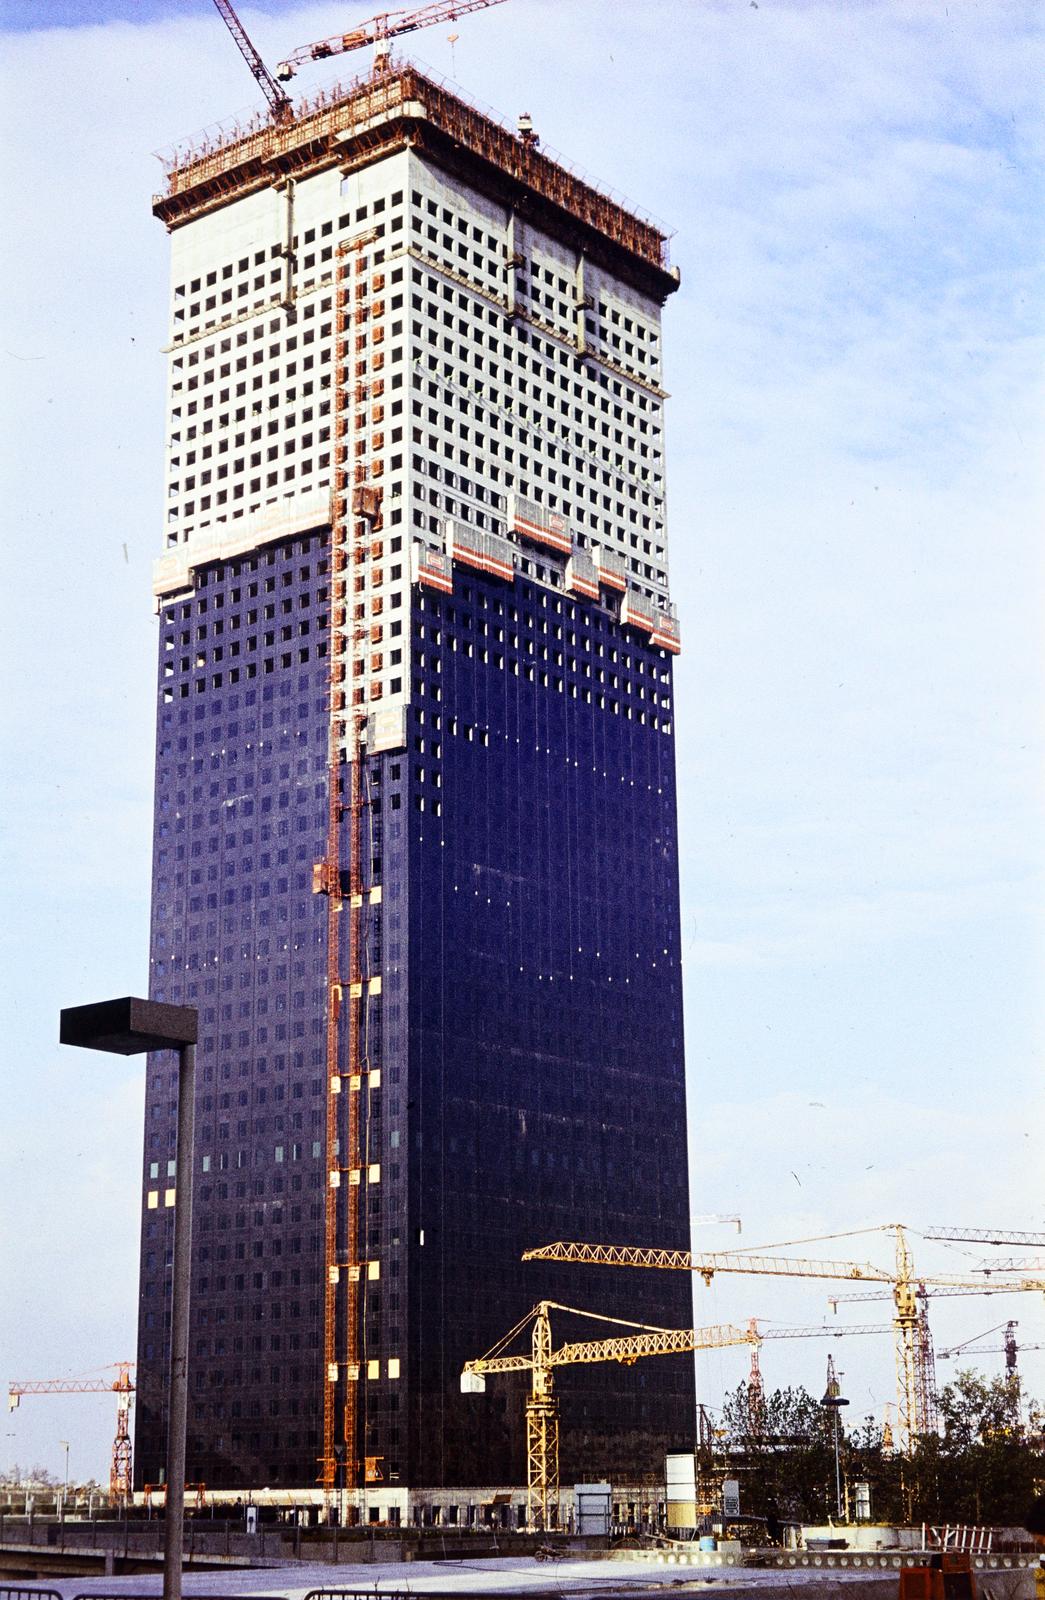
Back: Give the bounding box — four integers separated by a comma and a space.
212, 1, 507, 120
461, 1302, 757, 1532
211, 1, 294, 124
7, 1363, 134, 1501
522, 1225, 1045, 1454
276, 1, 509, 81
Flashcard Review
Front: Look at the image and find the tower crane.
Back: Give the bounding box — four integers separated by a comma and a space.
211, 0, 295, 124
746, 1319, 764, 1416
8, 1363, 134, 1501
276, 0, 508, 81
461, 1301, 757, 1531
937, 1322, 1045, 1432
522, 1226, 1045, 1454
938, 1322, 1044, 1365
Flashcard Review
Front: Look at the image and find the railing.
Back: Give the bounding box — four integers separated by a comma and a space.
154, 67, 672, 270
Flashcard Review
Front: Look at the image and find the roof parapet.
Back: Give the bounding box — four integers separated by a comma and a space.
153, 65, 676, 290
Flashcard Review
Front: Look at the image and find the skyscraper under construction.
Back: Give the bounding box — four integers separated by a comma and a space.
136, 61, 694, 1518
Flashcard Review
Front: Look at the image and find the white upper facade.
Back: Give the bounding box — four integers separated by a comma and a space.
155, 94, 677, 732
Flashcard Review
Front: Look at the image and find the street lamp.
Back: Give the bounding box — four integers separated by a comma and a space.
333, 1442, 345, 1529
60, 1440, 69, 1518
821, 1353, 849, 1522
60, 996, 197, 1600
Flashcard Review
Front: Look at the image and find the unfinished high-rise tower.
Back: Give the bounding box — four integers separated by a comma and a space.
137, 63, 693, 1520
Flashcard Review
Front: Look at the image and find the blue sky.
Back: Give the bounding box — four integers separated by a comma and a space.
1, 0, 1043, 1482
0, 0, 298, 25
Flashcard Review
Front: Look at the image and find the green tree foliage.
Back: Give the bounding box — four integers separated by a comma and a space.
720, 1382, 840, 1522
720, 1369, 1043, 1529
910, 1369, 1043, 1525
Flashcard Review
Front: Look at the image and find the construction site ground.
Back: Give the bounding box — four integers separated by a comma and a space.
12, 1555, 1040, 1600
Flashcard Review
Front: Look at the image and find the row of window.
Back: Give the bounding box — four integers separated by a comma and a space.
166, 228, 665, 592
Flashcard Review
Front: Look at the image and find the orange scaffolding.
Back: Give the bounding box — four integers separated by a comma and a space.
153, 67, 672, 285
318, 229, 382, 1505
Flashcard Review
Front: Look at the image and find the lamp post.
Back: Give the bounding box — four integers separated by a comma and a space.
333, 1442, 345, 1528
60, 1440, 69, 1519
60, 996, 197, 1600
821, 1353, 849, 1522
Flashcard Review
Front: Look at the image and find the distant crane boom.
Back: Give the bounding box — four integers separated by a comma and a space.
933, 1320, 1014, 1358
277, 0, 507, 79
924, 1226, 1045, 1247
829, 1282, 1044, 1305
757, 1322, 894, 1339
472, 1319, 756, 1375
523, 1241, 1041, 1294
524, 1230, 1045, 1457
9, 1378, 116, 1399
975, 1258, 1045, 1274
212, 0, 295, 123
940, 1342, 1044, 1358
523, 1241, 894, 1283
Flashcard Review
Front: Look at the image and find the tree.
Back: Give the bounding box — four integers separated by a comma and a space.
916, 1369, 1044, 1525
717, 1369, 1045, 1529
720, 1382, 839, 1522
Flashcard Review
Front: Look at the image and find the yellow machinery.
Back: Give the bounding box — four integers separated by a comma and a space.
461, 1300, 756, 1531
522, 1226, 1045, 1456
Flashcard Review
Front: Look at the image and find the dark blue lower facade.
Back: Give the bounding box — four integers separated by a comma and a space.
395, 570, 694, 1486
138, 537, 694, 1493
137, 532, 331, 1490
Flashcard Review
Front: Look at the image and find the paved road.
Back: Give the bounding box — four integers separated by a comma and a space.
16, 1556, 923, 1600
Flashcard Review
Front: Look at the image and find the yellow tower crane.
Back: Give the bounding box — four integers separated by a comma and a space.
522, 1225, 1045, 1455
461, 1301, 757, 1532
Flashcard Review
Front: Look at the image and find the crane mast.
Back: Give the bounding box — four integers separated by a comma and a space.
463, 1302, 755, 1531
524, 1227, 1045, 1455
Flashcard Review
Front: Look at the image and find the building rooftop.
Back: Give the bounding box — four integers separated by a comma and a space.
153, 65, 678, 299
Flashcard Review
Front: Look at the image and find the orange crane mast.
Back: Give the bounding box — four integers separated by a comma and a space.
8, 1364, 134, 1501
314, 226, 381, 1504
